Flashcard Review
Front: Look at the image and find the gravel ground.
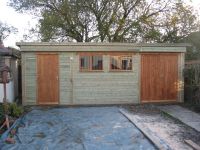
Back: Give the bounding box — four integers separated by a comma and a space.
124, 105, 200, 150
0, 106, 156, 150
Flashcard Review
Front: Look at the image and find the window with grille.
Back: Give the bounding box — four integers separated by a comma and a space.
110, 55, 132, 71
80, 54, 103, 71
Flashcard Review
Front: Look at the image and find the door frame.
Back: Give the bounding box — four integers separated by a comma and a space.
36, 53, 60, 105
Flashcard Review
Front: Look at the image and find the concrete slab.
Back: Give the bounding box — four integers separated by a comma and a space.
1, 107, 156, 150
120, 109, 173, 150
158, 105, 200, 132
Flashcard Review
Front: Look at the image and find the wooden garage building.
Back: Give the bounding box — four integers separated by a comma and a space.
17, 42, 186, 105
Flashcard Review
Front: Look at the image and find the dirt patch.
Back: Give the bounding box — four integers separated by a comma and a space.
124, 105, 200, 150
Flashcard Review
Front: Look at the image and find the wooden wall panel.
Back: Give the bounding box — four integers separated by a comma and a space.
37, 54, 59, 104
22, 53, 37, 105
72, 54, 140, 104
177, 53, 185, 102
59, 53, 73, 105
141, 53, 178, 102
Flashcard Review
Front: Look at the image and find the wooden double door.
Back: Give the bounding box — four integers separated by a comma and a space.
37, 54, 59, 105
141, 53, 179, 102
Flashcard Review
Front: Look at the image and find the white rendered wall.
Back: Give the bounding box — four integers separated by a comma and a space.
0, 81, 14, 103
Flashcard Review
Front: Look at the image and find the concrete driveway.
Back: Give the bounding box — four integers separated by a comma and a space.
1, 107, 155, 150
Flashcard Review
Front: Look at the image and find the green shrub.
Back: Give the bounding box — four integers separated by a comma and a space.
0, 103, 24, 122
9, 103, 24, 118
184, 64, 200, 105
0, 103, 4, 124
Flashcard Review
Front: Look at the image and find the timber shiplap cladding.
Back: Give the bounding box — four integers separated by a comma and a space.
20, 43, 186, 105
22, 52, 139, 105
177, 53, 185, 102
23, 53, 37, 105
59, 53, 73, 104
72, 53, 140, 104
141, 53, 178, 102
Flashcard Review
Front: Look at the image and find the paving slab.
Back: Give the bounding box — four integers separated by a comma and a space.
0, 107, 156, 150
158, 105, 200, 132
120, 109, 173, 150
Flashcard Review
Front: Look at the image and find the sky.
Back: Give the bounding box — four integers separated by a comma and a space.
0, 0, 200, 49
0, 0, 38, 49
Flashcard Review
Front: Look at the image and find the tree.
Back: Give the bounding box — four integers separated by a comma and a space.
181, 31, 200, 60
0, 21, 18, 43
159, 2, 198, 43
8, 0, 199, 43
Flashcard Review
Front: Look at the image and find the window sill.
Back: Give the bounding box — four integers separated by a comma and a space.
109, 70, 133, 72
80, 70, 104, 73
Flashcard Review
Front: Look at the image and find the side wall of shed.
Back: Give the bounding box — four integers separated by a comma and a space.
178, 53, 185, 102
21, 52, 37, 105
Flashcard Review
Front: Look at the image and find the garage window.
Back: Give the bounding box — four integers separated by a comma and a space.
80, 56, 90, 70
80, 54, 103, 71
110, 55, 132, 71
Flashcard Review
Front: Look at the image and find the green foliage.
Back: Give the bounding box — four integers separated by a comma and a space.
184, 64, 200, 105
185, 64, 200, 86
3, 102, 9, 115
144, 29, 161, 42
0, 103, 24, 123
0, 103, 4, 124
0, 103, 9, 123
8, 0, 199, 43
182, 32, 200, 60
9, 103, 24, 118
186, 47, 200, 61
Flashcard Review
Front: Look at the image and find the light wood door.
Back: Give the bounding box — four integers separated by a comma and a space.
37, 54, 59, 104
141, 53, 178, 102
